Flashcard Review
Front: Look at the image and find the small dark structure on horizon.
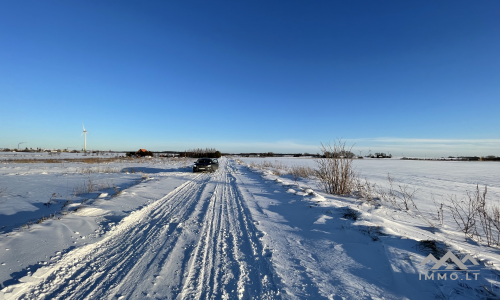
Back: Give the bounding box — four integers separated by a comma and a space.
126, 149, 153, 157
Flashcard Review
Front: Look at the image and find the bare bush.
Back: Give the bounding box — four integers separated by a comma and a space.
431, 194, 444, 226
446, 185, 488, 242
447, 185, 500, 246
377, 174, 418, 211
354, 177, 377, 202
473, 186, 493, 245
376, 175, 437, 228
490, 206, 500, 246
314, 140, 357, 195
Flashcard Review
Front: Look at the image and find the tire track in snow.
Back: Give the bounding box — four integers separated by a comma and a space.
4, 172, 212, 299
181, 161, 281, 300
3, 158, 280, 300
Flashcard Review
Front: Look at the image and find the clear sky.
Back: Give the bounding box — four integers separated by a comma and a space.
1, 1, 499, 156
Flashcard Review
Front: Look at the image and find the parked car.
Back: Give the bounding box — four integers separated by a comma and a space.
193, 158, 219, 173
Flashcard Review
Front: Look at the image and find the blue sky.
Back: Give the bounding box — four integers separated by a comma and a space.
1, 1, 499, 156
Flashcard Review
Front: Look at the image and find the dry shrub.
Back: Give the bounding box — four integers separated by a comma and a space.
314, 140, 357, 195
447, 185, 500, 245
375, 174, 439, 228
354, 177, 377, 202
377, 174, 418, 211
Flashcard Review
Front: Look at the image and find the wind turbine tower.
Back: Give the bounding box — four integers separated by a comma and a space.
81, 124, 88, 152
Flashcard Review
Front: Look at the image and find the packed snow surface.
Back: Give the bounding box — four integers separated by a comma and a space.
1, 155, 500, 299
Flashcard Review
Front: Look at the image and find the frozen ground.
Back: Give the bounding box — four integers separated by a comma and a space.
1, 155, 500, 299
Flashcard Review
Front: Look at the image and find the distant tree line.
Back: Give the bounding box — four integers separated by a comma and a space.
371, 152, 392, 158
183, 148, 222, 158
480, 155, 500, 161
321, 150, 356, 159
401, 156, 500, 161
238, 152, 320, 158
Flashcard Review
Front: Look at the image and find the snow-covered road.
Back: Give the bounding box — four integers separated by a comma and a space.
3, 158, 280, 299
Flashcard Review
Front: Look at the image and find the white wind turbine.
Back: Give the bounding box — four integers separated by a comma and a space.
81, 124, 88, 152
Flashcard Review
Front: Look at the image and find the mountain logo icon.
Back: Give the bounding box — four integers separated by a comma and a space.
420, 251, 479, 270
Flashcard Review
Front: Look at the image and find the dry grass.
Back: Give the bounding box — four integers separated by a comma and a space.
112, 184, 122, 198
245, 160, 314, 180
73, 177, 114, 196
1, 156, 184, 165
417, 240, 448, 258
44, 193, 62, 208
76, 166, 121, 174
0, 187, 6, 205
289, 165, 314, 180
1, 156, 132, 164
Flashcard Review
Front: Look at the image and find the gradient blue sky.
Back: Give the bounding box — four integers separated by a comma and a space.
1, 1, 499, 156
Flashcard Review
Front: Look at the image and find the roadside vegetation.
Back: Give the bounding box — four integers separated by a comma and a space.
238, 140, 499, 249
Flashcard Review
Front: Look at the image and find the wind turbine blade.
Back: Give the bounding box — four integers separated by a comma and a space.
82, 123, 86, 131
80, 132, 83, 137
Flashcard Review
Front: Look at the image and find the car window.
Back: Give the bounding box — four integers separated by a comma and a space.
213, 159, 218, 163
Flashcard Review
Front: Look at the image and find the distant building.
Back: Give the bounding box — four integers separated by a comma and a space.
126, 149, 153, 157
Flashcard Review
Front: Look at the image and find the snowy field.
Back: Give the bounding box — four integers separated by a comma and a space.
238, 157, 500, 198
1, 154, 500, 299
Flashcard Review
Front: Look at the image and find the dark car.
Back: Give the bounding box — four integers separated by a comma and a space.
193, 158, 219, 173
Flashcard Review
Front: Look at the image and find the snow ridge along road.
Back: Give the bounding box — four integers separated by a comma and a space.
2, 158, 280, 300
